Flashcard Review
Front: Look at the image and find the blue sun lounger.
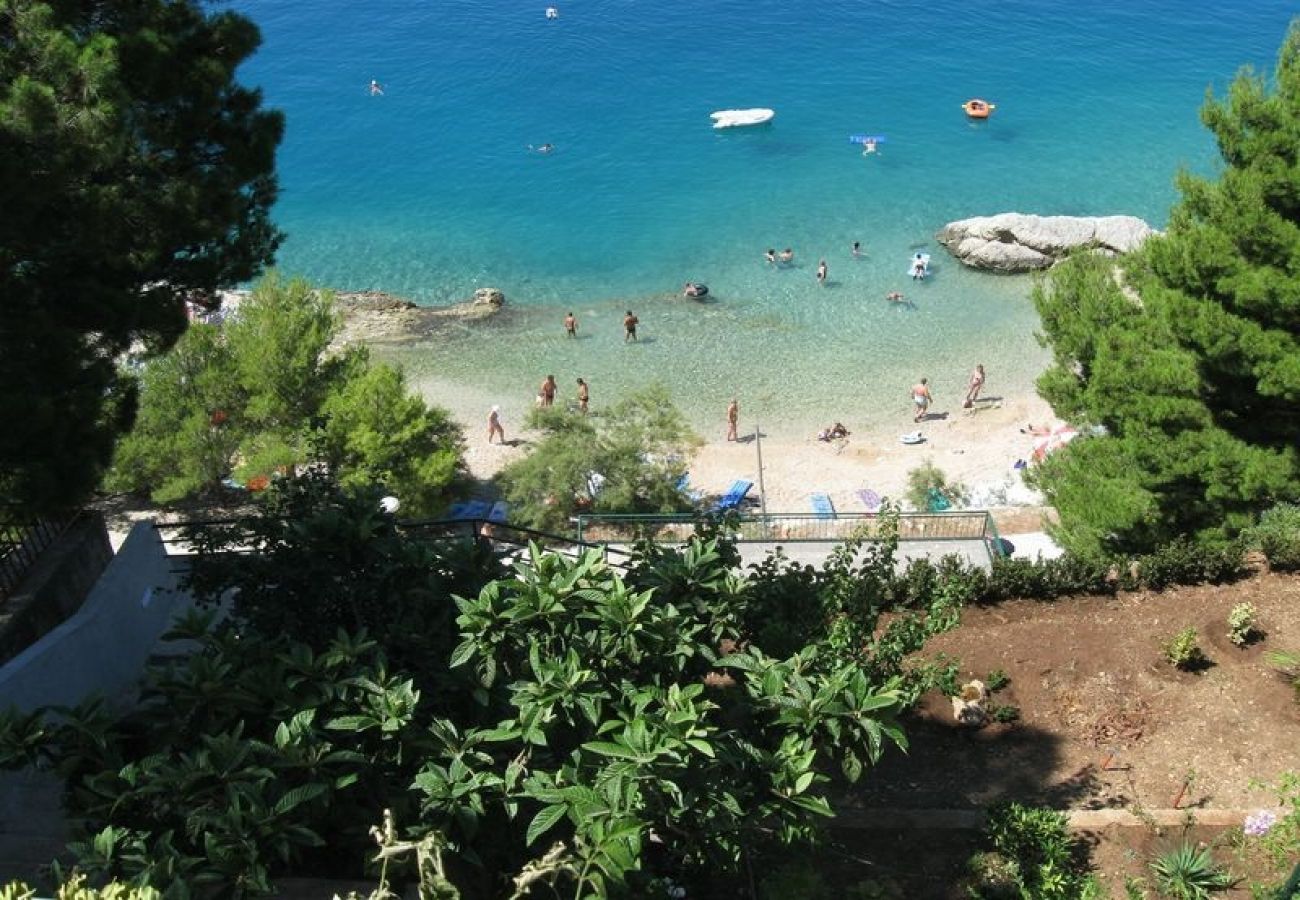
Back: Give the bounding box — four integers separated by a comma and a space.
810, 493, 836, 520
713, 478, 753, 512
449, 499, 492, 519
488, 500, 510, 523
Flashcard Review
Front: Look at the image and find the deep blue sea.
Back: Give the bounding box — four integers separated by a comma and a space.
233, 0, 1297, 434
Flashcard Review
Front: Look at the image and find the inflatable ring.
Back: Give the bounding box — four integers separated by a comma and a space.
962, 99, 995, 119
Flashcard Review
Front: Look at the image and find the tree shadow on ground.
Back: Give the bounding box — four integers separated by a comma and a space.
823, 694, 1113, 899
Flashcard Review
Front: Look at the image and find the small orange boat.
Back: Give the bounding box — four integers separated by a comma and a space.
962, 98, 995, 119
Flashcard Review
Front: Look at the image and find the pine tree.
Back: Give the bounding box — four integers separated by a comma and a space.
1033, 23, 1300, 556
0, 0, 282, 515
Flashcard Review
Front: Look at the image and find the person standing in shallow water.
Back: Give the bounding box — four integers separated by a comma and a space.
817, 259, 827, 285
964, 364, 986, 408
487, 406, 505, 443
564, 311, 578, 337
576, 377, 589, 413
726, 398, 739, 441
623, 309, 639, 342
911, 378, 932, 422
539, 374, 557, 407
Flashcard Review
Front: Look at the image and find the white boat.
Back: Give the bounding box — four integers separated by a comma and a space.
710, 108, 775, 129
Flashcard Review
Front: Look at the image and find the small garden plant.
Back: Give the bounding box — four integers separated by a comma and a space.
1149, 843, 1232, 898
1227, 602, 1258, 647
1163, 627, 1207, 670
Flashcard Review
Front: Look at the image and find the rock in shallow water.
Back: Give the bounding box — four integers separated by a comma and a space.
936, 213, 1156, 273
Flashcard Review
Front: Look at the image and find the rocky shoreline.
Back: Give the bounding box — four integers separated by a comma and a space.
331, 287, 506, 346
936, 213, 1156, 273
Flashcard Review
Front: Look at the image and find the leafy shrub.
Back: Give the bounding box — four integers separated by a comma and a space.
990, 704, 1021, 724
1227, 602, 1258, 647
1135, 538, 1245, 590
1, 874, 159, 900
1149, 843, 1232, 898
499, 386, 701, 533
984, 553, 1114, 603
1162, 627, 1206, 670
1250, 503, 1300, 571
905, 461, 968, 511
985, 669, 1011, 692
973, 803, 1090, 899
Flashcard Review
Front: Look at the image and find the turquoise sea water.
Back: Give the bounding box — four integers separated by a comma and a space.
234, 0, 1296, 435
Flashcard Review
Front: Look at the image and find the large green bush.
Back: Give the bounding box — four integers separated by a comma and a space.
1249, 503, 1300, 571
499, 386, 701, 533
107, 276, 465, 514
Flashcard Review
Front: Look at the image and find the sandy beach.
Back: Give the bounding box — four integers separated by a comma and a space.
448, 377, 1058, 519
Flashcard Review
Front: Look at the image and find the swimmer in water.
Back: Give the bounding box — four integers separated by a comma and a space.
863, 137, 877, 155
529, 143, 554, 154
369, 79, 384, 96
546, 6, 559, 18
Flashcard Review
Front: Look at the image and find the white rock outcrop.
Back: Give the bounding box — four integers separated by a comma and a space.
936, 214, 1155, 273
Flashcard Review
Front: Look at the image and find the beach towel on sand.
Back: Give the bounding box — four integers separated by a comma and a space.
856, 488, 883, 513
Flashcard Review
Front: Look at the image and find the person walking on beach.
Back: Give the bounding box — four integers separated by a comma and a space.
487, 406, 506, 444
540, 374, 557, 407
623, 309, 639, 342
576, 377, 589, 413
817, 259, 827, 286
911, 378, 932, 422
726, 398, 739, 441
964, 364, 986, 409
564, 311, 578, 337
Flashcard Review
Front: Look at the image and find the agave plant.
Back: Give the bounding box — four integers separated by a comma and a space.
1150, 843, 1232, 899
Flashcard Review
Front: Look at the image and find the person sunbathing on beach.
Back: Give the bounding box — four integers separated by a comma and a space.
1019, 423, 1052, 436
817, 422, 850, 442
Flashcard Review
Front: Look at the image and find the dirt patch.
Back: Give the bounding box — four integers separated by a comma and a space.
837, 572, 1300, 896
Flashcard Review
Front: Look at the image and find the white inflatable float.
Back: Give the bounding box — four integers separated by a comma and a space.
711, 108, 775, 129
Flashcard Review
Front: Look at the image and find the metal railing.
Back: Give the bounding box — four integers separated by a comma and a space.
575, 510, 998, 547
158, 515, 632, 567
0, 516, 78, 603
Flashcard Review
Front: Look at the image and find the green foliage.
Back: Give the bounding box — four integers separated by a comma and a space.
1162, 627, 1206, 670
1228, 602, 1258, 647
1247, 773, 1300, 875
990, 704, 1022, 724
3, 480, 932, 896
971, 803, 1091, 900
1, 874, 160, 900
317, 363, 466, 514
181, 473, 500, 701
1248, 503, 1300, 571
1150, 844, 1232, 899
499, 385, 701, 533
905, 461, 968, 511
1031, 25, 1300, 556
986, 669, 1011, 692
0, 0, 282, 515
1134, 539, 1246, 591
107, 276, 465, 512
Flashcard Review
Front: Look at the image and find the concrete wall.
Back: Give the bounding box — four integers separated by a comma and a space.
0, 521, 192, 714
0, 513, 114, 665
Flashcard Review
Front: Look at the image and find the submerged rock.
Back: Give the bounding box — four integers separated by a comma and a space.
936, 213, 1156, 273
